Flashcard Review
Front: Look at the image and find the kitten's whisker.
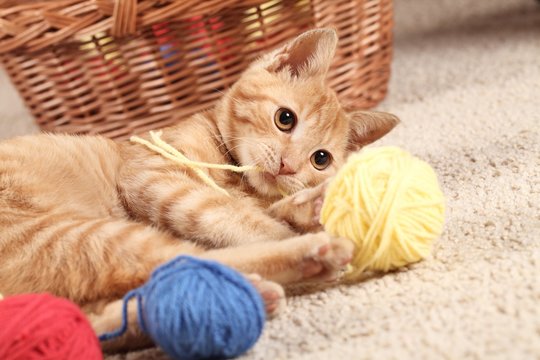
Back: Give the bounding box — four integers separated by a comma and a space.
222, 144, 244, 158
214, 89, 227, 96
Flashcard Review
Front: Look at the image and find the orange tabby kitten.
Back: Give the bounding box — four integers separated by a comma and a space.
0, 29, 398, 349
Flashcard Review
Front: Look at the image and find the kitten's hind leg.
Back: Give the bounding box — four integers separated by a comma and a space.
85, 298, 152, 353
245, 273, 286, 317
1, 213, 206, 305
88, 275, 285, 353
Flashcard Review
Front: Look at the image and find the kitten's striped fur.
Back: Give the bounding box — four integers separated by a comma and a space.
0, 29, 398, 351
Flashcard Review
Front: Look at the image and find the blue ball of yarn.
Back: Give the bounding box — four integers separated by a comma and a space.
100, 256, 266, 360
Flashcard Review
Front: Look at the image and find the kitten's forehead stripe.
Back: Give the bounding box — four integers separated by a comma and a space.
230, 103, 253, 125
227, 100, 250, 125
313, 106, 344, 141
234, 84, 280, 106
305, 93, 330, 120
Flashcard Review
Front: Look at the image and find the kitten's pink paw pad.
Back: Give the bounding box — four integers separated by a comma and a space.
301, 183, 327, 228
303, 234, 354, 282
318, 236, 354, 269
301, 259, 324, 278
313, 197, 324, 223
317, 243, 330, 256
246, 274, 286, 317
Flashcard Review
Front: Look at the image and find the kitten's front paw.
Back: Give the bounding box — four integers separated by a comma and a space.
268, 179, 330, 233
291, 181, 328, 227
246, 274, 286, 317
301, 232, 354, 283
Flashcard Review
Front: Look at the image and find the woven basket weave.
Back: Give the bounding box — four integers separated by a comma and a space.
0, 0, 393, 140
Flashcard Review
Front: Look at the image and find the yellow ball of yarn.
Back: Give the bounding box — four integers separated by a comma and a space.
320, 147, 445, 279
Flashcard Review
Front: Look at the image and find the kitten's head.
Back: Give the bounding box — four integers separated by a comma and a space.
217, 29, 399, 198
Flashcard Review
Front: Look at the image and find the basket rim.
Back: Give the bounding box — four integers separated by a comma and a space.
0, 0, 268, 53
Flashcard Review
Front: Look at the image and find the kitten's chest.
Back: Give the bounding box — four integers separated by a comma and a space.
180, 147, 271, 206
161, 118, 273, 206
165, 132, 256, 197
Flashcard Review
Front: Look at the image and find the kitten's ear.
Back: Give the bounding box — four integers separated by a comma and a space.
263, 28, 338, 78
347, 111, 400, 152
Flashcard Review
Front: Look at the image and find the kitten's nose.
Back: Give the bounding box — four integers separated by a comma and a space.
278, 158, 296, 176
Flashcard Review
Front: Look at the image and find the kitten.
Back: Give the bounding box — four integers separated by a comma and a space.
0, 29, 398, 350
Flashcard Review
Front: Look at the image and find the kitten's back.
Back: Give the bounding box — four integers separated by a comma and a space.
0, 134, 145, 301
0, 134, 123, 217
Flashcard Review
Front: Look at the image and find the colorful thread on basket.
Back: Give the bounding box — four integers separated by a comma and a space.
99, 256, 265, 360
320, 147, 446, 279
0, 293, 103, 360
130, 131, 257, 196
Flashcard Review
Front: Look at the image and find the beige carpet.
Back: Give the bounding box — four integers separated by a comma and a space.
1, 0, 539, 359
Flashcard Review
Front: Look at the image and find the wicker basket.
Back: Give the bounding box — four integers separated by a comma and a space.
0, 0, 393, 140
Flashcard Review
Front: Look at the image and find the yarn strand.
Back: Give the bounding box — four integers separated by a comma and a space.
98, 290, 140, 342
130, 131, 258, 196
149, 131, 257, 173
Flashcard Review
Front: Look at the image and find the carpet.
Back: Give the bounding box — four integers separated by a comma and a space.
1, 0, 538, 358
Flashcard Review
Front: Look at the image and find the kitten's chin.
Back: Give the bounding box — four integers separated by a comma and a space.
246, 172, 283, 198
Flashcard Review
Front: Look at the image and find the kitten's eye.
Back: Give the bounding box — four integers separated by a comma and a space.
274, 108, 297, 132
310, 150, 332, 170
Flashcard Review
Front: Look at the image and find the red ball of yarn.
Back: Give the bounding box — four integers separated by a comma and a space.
0, 293, 102, 360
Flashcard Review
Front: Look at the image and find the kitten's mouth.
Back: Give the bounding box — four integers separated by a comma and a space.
262, 171, 277, 183
260, 171, 297, 197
